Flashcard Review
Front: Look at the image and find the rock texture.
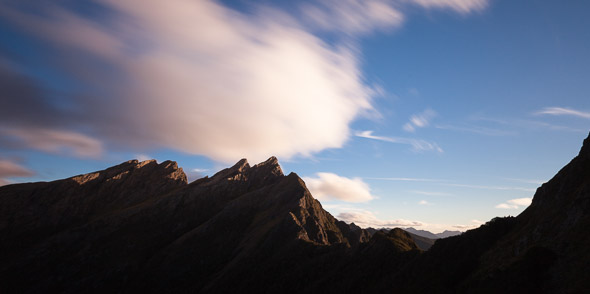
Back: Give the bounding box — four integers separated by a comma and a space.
1, 132, 590, 293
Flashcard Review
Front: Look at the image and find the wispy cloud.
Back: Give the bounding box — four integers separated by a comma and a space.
0, 158, 34, 186
435, 124, 516, 136
418, 200, 433, 205
444, 183, 535, 192
403, 109, 436, 132
503, 178, 545, 185
302, 0, 404, 35
409, 190, 452, 196
367, 176, 533, 192
466, 115, 587, 134
303, 172, 375, 203
355, 130, 443, 153
409, 0, 489, 14
495, 197, 533, 209
535, 107, 590, 119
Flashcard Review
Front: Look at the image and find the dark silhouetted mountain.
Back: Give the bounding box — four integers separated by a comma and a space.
407, 232, 437, 250
0, 156, 391, 293
1, 132, 590, 293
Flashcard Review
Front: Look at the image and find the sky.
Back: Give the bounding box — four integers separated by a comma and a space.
1, 0, 589, 233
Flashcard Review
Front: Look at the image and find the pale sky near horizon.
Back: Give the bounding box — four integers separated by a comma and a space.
1, 0, 589, 233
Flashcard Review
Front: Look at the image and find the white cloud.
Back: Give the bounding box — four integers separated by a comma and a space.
336, 209, 424, 228
409, 0, 489, 14
355, 130, 443, 153
495, 197, 533, 209
0, 158, 34, 186
303, 172, 375, 202
418, 200, 433, 205
0, 0, 377, 163
0, 127, 102, 158
535, 107, 590, 119
403, 109, 436, 133
0, 0, 491, 162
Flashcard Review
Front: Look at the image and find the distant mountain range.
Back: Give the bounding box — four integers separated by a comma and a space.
1, 133, 589, 293
404, 227, 462, 239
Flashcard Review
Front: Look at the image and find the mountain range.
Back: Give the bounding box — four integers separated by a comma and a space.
403, 227, 462, 239
1, 133, 589, 293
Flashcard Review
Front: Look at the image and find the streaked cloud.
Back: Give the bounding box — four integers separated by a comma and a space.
409, 0, 489, 14
0, 127, 103, 158
355, 130, 443, 153
503, 178, 545, 185
403, 109, 436, 133
0, 159, 34, 186
444, 183, 536, 192
303, 172, 375, 203
302, 0, 404, 35
535, 107, 590, 119
495, 197, 533, 209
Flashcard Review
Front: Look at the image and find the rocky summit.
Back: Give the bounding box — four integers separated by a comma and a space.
1, 134, 590, 293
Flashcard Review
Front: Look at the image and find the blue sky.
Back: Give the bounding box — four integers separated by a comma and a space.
1, 0, 589, 232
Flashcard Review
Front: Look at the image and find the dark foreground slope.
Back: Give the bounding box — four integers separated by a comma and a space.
392, 133, 590, 293
1, 133, 590, 293
0, 157, 386, 293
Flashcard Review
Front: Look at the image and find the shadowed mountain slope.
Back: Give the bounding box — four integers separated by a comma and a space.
1, 133, 590, 293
